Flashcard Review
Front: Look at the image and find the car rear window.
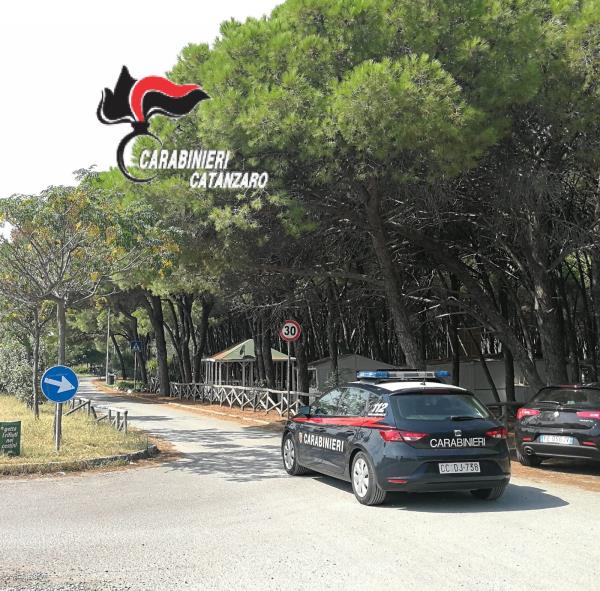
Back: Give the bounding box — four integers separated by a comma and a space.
531, 387, 600, 409
391, 391, 490, 421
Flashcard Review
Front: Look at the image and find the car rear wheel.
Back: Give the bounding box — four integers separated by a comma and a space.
351, 452, 386, 506
516, 447, 543, 467
471, 483, 507, 500
282, 433, 310, 475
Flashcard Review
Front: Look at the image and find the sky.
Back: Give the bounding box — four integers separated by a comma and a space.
0, 0, 282, 198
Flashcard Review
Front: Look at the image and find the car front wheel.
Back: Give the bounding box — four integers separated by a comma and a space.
351, 452, 386, 506
282, 433, 310, 475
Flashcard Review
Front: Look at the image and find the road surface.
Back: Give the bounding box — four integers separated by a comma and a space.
1, 378, 599, 591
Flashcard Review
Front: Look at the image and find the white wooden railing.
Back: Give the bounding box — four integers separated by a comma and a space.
168, 382, 317, 416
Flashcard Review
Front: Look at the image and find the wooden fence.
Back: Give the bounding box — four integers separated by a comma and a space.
150, 379, 522, 423
168, 382, 318, 416
64, 396, 128, 433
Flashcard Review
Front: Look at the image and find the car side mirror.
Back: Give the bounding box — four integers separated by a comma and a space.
297, 405, 311, 417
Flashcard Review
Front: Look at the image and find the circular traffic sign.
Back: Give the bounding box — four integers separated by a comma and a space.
280, 319, 302, 342
40, 365, 79, 403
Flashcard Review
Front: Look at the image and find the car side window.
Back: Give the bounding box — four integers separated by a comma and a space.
338, 387, 369, 416
313, 388, 344, 416
367, 392, 388, 417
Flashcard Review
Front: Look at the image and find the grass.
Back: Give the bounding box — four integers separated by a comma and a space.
0, 395, 147, 470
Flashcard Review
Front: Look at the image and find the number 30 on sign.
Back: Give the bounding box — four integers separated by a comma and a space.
280, 320, 302, 342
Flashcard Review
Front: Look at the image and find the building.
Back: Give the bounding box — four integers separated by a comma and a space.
308, 354, 395, 391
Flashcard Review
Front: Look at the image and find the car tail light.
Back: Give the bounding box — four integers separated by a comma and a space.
379, 429, 427, 442
387, 478, 407, 484
521, 436, 533, 442
582, 441, 597, 447
485, 427, 508, 439
516, 408, 540, 421
576, 411, 600, 420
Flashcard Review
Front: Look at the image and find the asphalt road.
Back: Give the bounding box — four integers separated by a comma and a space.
1, 379, 599, 591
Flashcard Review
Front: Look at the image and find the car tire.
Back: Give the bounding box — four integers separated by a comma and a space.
351, 452, 386, 506
516, 447, 543, 467
471, 483, 508, 500
282, 433, 310, 475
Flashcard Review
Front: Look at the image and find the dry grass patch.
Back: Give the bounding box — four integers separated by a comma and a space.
0, 395, 147, 468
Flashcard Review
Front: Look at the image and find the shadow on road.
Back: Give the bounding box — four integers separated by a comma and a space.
310, 475, 569, 512
164, 447, 282, 483
146, 426, 284, 483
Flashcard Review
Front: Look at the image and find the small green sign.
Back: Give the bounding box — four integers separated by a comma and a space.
0, 421, 21, 456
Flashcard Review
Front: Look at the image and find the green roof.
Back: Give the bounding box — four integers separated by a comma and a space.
204, 339, 288, 362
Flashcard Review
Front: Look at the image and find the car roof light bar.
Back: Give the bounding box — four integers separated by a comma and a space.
356, 370, 450, 380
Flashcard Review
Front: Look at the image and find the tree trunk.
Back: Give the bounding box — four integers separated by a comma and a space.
367, 308, 383, 362
469, 331, 501, 402
326, 280, 339, 384
294, 327, 310, 393
253, 319, 265, 385
499, 283, 515, 403
193, 297, 213, 382
261, 317, 275, 389
145, 294, 170, 396
531, 270, 568, 384
449, 275, 461, 386
179, 296, 193, 383
363, 189, 424, 368
111, 334, 127, 380
504, 347, 515, 403
57, 298, 66, 365
32, 310, 40, 420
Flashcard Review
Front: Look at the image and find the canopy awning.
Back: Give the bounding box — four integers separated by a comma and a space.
203, 339, 289, 363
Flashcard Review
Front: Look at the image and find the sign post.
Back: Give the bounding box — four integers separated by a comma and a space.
131, 341, 142, 392
40, 365, 79, 452
0, 421, 21, 456
279, 320, 302, 418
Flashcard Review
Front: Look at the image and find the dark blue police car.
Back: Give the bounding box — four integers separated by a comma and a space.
281, 370, 511, 505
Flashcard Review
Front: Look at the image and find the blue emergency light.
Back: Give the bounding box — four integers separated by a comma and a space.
356, 369, 450, 380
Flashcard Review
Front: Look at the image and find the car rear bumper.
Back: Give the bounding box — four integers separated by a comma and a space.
375, 450, 511, 493
517, 441, 600, 461
381, 474, 510, 493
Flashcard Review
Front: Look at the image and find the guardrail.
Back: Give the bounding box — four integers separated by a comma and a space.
168, 382, 318, 416
64, 396, 128, 433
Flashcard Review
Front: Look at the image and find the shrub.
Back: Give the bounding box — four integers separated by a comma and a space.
0, 343, 34, 404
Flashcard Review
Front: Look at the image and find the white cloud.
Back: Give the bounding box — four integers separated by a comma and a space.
0, 0, 281, 197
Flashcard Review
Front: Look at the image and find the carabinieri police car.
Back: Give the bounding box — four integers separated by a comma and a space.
281, 370, 511, 505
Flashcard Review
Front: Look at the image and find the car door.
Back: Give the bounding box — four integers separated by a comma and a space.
319, 386, 370, 476
295, 388, 344, 470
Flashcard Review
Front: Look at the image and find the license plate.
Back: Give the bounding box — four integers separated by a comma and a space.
439, 461, 480, 474
539, 435, 575, 445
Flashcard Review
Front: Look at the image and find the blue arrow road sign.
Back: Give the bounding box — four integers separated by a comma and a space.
40, 365, 79, 403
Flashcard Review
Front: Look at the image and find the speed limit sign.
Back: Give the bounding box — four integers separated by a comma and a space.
280, 319, 302, 342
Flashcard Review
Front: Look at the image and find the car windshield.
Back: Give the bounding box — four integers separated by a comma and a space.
531, 388, 600, 409
391, 392, 490, 421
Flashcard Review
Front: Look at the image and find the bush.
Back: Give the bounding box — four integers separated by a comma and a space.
115, 379, 146, 392
0, 343, 33, 404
